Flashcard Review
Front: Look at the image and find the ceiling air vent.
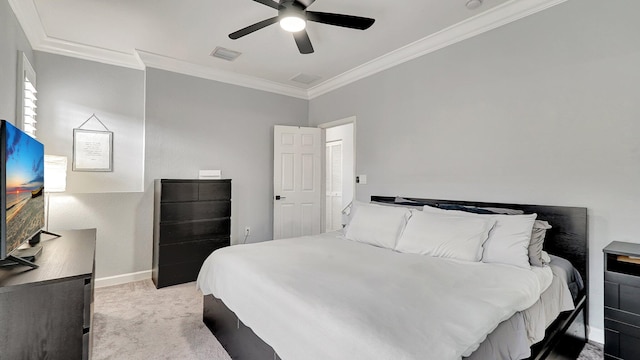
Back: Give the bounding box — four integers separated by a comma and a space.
210, 47, 242, 61
290, 73, 322, 85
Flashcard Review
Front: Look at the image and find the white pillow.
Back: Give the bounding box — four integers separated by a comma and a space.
342, 200, 372, 228
345, 204, 411, 249
395, 210, 496, 261
343, 199, 420, 228
422, 206, 537, 269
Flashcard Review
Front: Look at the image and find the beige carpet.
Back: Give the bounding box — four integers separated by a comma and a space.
93, 279, 603, 359
93, 280, 230, 360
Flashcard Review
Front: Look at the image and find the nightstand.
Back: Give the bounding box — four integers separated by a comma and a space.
603, 241, 640, 360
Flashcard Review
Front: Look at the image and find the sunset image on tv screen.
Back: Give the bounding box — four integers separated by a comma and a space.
5, 122, 44, 254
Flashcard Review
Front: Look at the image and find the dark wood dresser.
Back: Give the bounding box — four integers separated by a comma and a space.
153, 179, 231, 288
0, 229, 96, 360
604, 241, 640, 360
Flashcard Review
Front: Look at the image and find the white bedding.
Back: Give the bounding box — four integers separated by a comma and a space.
523, 257, 577, 344
197, 231, 552, 360
466, 258, 576, 359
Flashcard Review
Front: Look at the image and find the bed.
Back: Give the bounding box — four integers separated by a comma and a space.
197, 196, 588, 360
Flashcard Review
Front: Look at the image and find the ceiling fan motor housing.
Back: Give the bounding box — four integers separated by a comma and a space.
279, 1, 306, 22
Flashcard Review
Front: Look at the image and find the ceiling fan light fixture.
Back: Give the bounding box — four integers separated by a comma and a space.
280, 16, 306, 32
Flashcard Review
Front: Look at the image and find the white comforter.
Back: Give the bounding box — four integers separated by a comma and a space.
197, 232, 552, 360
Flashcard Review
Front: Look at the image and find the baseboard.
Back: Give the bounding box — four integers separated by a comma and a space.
95, 270, 152, 288
588, 326, 604, 345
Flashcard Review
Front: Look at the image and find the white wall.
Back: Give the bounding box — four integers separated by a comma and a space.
309, 0, 640, 338
0, 0, 33, 125
1, 2, 147, 281
326, 123, 354, 211
35, 52, 145, 193
34, 51, 148, 279
47, 192, 147, 278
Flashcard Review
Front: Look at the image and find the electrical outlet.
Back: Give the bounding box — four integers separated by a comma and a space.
244, 227, 251, 236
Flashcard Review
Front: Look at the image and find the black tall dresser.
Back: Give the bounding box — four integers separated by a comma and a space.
153, 179, 231, 288
603, 241, 640, 360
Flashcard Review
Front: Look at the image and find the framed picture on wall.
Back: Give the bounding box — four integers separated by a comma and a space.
73, 128, 113, 171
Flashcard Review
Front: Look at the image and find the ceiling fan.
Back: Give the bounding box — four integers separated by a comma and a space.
229, 0, 375, 54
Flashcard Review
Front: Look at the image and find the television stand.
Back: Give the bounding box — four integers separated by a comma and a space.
0, 245, 43, 269
0, 229, 96, 360
40, 230, 61, 237
29, 230, 61, 246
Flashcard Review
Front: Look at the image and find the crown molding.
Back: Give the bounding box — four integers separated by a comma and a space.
8, 0, 144, 70
136, 51, 309, 99
307, 0, 568, 99
10, 0, 567, 101
8, 0, 45, 48
39, 37, 145, 70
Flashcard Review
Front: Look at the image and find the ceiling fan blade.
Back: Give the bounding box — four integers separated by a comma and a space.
294, 0, 316, 9
229, 17, 279, 39
306, 11, 375, 30
252, 0, 283, 10
293, 30, 314, 54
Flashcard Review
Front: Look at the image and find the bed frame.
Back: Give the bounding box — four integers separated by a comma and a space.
203, 196, 588, 360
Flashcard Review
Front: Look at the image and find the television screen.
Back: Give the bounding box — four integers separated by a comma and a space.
1, 120, 45, 259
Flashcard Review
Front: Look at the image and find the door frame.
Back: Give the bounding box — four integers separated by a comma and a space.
317, 116, 356, 232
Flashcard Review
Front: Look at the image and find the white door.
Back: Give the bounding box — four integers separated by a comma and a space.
325, 140, 343, 232
273, 125, 321, 239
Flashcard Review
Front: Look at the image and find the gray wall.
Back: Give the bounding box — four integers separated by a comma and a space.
0, 0, 33, 124
145, 68, 309, 244
32, 59, 308, 279
309, 0, 640, 336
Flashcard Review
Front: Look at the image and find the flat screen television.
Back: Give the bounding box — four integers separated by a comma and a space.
0, 120, 45, 266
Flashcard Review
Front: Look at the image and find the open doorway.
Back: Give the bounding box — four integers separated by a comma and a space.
322, 120, 355, 232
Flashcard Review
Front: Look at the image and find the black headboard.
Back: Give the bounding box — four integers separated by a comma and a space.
370, 196, 589, 290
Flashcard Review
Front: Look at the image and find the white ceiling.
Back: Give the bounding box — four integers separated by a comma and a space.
9, 0, 567, 99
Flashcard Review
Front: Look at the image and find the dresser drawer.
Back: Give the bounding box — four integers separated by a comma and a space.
159, 218, 231, 244
604, 279, 640, 315
160, 182, 199, 202
82, 331, 91, 360
158, 238, 228, 266
605, 319, 640, 359
605, 280, 620, 308
605, 307, 640, 328
198, 181, 231, 201
83, 278, 92, 330
156, 260, 208, 288
160, 201, 231, 222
